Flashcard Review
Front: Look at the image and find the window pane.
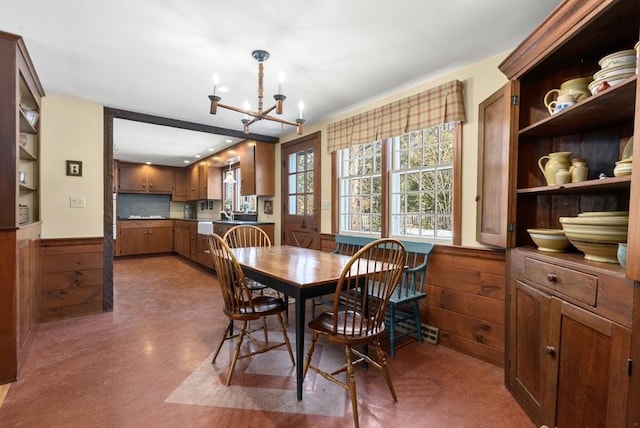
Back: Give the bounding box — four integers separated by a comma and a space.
389, 122, 456, 242
289, 153, 297, 173
288, 195, 296, 215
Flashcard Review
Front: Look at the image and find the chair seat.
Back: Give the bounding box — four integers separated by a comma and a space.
388, 290, 426, 305
224, 295, 287, 320
308, 310, 385, 346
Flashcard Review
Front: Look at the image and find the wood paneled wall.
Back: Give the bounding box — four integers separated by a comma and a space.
425, 246, 506, 367
40, 238, 104, 322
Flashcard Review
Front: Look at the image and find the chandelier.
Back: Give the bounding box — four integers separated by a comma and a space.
208, 49, 305, 135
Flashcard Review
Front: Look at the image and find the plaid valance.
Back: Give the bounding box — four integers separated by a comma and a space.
327, 80, 466, 153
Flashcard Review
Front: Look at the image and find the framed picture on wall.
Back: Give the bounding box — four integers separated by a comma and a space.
264, 200, 273, 215
66, 160, 83, 177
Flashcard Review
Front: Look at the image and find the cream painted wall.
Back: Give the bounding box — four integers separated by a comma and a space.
275, 50, 510, 247
40, 94, 104, 238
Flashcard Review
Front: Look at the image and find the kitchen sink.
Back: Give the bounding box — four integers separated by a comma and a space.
197, 221, 214, 235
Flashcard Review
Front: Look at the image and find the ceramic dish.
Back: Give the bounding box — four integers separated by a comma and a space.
577, 211, 629, 217
527, 228, 570, 252
622, 136, 633, 160
598, 49, 637, 69
588, 77, 632, 94
593, 65, 636, 81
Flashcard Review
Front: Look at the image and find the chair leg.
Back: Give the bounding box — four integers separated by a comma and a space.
412, 301, 423, 343
226, 321, 248, 386
389, 305, 397, 358
276, 313, 295, 365
374, 342, 397, 402
303, 332, 319, 379
212, 320, 233, 364
345, 346, 359, 428
262, 317, 269, 344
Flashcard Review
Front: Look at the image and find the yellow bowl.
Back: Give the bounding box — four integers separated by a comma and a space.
527, 228, 570, 252
564, 239, 620, 263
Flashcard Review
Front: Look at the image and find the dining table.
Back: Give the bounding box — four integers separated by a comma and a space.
230, 245, 354, 401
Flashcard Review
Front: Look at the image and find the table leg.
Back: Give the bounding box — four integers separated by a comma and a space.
295, 295, 305, 401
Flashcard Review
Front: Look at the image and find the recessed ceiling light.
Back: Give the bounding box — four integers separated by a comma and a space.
194, 154, 201, 158
207, 147, 215, 151
225, 139, 232, 143
145, 161, 152, 165
183, 160, 190, 164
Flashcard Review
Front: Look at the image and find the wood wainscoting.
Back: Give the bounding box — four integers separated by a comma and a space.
40, 238, 104, 322
425, 246, 506, 367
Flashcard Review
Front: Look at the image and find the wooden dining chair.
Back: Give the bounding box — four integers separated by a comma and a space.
303, 238, 406, 428
207, 233, 294, 386
223, 224, 288, 324
311, 234, 376, 317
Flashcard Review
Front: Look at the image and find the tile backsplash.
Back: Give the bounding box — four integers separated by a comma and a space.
117, 194, 170, 219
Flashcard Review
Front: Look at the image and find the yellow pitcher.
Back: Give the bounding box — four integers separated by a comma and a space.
538, 152, 571, 185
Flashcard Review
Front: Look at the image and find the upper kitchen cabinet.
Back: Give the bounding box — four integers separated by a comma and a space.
240, 141, 275, 196
117, 162, 174, 194
172, 167, 188, 201
185, 161, 222, 201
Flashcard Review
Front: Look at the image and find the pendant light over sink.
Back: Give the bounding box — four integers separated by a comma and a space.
223, 160, 236, 184
208, 49, 306, 135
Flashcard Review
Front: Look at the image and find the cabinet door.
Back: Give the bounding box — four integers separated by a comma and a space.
147, 166, 173, 193
240, 142, 256, 196
197, 234, 213, 268
476, 82, 518, 248
553, 302, 630, 428
188, 163, 199, 200
118, 227, 147, 255
508, 279, 556, 426
189, 223, 198, 261
173, 222, 181, 254
118, 164, 147, 192
205, 165, 222, 200
146, 227, 173, 253
172, 168, 188, 201
254, 142, 275, 196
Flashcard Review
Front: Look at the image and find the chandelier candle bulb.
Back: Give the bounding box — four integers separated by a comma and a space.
298, 101, 304, 119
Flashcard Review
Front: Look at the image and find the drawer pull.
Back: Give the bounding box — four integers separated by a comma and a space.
546, 273, 557, 282
545, 346, 556, 356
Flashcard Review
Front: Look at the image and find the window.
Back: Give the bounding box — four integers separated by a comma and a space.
337, 141, 383, 234
390, 123, 454, 240
222, 167, 256, 212
336, 122, 457, 243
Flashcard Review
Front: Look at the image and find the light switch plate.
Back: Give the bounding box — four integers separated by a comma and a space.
70, 196, 86, 208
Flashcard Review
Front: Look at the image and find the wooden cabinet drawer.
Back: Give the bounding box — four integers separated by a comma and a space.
523, 257, 598, 306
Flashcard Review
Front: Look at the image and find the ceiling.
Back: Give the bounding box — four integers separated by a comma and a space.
1, 0, 562, 167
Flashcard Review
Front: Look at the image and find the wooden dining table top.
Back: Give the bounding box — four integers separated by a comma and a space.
230, 245, 353, 288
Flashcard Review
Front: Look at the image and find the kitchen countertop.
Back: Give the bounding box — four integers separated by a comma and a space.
117, 217, 274, 225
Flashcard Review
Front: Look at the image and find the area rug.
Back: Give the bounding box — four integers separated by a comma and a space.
165, 330, 346, 416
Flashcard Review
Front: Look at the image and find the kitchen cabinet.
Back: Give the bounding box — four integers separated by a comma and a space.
172, 168, 189, 201
240, 141, 275, 196
475, 0, 640, 425
173, 220, 195, 258
0, 31, 44, 384
196, 233, 214, 269
117, 162, 174, 194
508, 248, 633, 427
117, 220, 174, 256
186, 162, 222, 200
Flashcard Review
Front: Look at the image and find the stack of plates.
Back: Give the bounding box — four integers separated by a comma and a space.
613, 135, 633, 177
588, 49, 636, 95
